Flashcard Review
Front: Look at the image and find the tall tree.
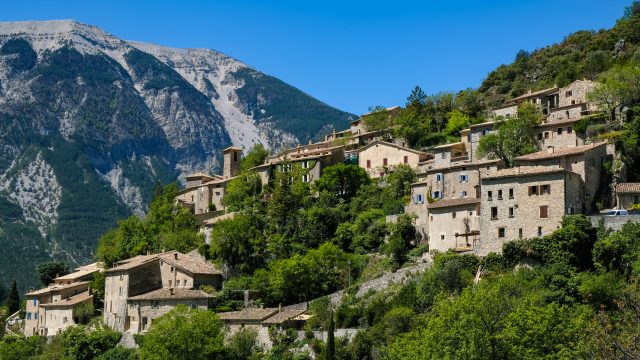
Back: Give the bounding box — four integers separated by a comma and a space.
314, 163, 370, 201
37, 261, 71, 286
326, 308, 335, 360
6, 280, 19, 314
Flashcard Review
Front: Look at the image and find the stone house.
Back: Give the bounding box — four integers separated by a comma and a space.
465, 121, 496, 162
349, 106, 402, 147
125, 288, 212, 334
24, 263, 103, 337
358, 140, 430, 178
514, 142, 608, 209
103, 251, 221, 333
426, 198, 481, 253
535, 118, 586, 149
476, 167, 585, 256
615, 183, 640, 209
406, 159, 502, 242
218, 307, 307, 336
252, 144, 345, 187
175, 147, 242, 220
429, 142, 469, 168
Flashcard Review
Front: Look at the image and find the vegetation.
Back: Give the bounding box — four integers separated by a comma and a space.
5, 281, 19, 315
36, 261, 71, 287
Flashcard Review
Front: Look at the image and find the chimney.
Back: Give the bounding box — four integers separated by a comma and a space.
278, 303, 282, 313
169, 288, 174, 295
547, 146, 555, 154
174, 253, 178, 260
244, 290, 250, 308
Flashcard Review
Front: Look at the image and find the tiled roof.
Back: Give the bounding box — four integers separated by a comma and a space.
536, 117, 582, 127
26, 281, 91, 296
469, 121, 496, 129
40, 291, 93, 308
514, 143, 606, 161
217, 308, 279, 322
482, 167, 570, 180
262, 309, 307, 325
432, 141, 464, 150
419, 159, 502, 174
616, 183, 640, 193
55, 263, 103, 282
427, 197, 480, 209
159, 251, 221, 275
127, 288, 213, 301
358, 140, 429, 156
510, 86, 558, 102
106, 254, 158, 273
185, 172, 215, 179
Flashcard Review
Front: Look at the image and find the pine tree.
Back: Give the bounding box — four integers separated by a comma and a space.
6, 280, 19, 314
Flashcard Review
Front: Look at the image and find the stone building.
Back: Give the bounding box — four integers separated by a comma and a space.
175, 147, 243, 222
103, 251, 221, 333
406, 159, 502, 242
358, 140, 430, 178
125, 288, 213, 334
426, 198, 480, 253
252, 144, 345, 187
465, 121, 496, 162
615, 183, 640, 209
218, 307, 307, 336
476, 167, 585, 256
514, 142, 608, 209
24, 262, 103, 337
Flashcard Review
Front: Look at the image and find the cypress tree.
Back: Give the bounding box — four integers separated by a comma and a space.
6, 280, 19, 314
326, 309, 335, 360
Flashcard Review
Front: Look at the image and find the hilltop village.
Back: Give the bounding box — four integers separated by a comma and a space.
17, 79, 640, 346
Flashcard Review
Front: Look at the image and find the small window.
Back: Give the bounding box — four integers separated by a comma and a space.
120, 273, 123, 281
541, 185, 550, 195
538, 226, 543, 237
565, 90, 572, 97
540, 205, 548, 218
491, 207, 498, 219
544, 132, 549, 139
168, 280, 172, 287
119, 287, 122, 296
459, 191, 467, 198
488, 191, 493, 200
452, 212, 457, 219
469, 211, 474, 216
497, 189, 503, 200
383, 158, 388, 166
63, 317, 68, 324
509, 207, 514, 218
34, 312, 38, 320
366, 160, 371, 168
233, 151, 238, 162
508, 188, 514, 199
27, 312, 31, 320
152, 301, 160, 309
170, 266, 174, 273
459, 174, 468, 183
567, 126, 573, 134
498, 228, 505, 238
538, 133, 543, 140
436, 173, 443, 182
519, 228, 523, 239
403, 155, 408, 164
529, 186, 539, 196
557, 128, 563, 135
302, 174, 309, 183
176, 280, 181, 287
433, 191, 442, 199
440, 234, 445, 241
568, 207, 575, 215
441, 152, 448, 159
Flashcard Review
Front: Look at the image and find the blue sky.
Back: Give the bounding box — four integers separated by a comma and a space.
0, 0, 632, 114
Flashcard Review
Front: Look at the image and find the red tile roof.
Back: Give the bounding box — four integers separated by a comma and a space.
616, 183, 640, 193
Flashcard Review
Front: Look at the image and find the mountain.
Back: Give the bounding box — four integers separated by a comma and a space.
0, 20, 354, 291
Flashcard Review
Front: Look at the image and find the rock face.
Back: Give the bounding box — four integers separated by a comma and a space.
0, 20, 354, 290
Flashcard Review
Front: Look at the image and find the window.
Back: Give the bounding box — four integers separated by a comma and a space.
119, 287, 122, 296
498, 228, 505, 238
509, 207, 514, 218
567, 126, 573, 134
441, 152, 448, 159
519, 228, 523, 239
63, 317, 68, 324
544, 132, 549, 139
152, 301, 160, 309
302, 174, 309, 183
433, 191, 442, 199
233, 151, 238, 162
34, 312, 37, 320
541, 184, 550, 195
497, 189, 503, 200
168, 280, 172, 287
568, 206, 575, 215
529, 186, 539, 196
403, 155, 408, 164
566, 90, 572, 97
120, 273, 123, 281
33, 298, 37, 306
508, 188, 514, 199
302, 161, 308, 169
452, 212, 457, 219
488, 191, 493, 200
416, 194, 424, 204
176, 280, 181, 287
557, 127, 563, 135
540, 205, 548, 218
27, 312, 31, 320
538, 226, 543, 237
191, 304, 197, 309
143, 317, 149, 329
440, 233, 445, 241
170, 266, 174, 273
383, 158, 388, 166
469, 210, 474, 216
459, 173, 468, 183
459, 191, 467, 198
436, 173, 443, 182
491, 207, 498, 219
366, 160, 371, 168
538, 133, 543, 140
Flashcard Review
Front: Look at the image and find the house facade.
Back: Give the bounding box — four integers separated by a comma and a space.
615, 183, 640, 209
358, 140, 430, 178
476, 168, 585, 256
427, 198, 481, 253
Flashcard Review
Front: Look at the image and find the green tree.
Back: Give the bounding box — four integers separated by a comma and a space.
209, 214, 265, 273
36, 261, 71, 286
326, 309, 335, 360
589, 63, 640, 124
225, 328, 263, 360
72, 302, 95, 325
314, 163, 370, 201
0, 335, 46, 360
444, 109, 473, 136
240, 144, 269, 172
5, 280, 19, 314
57, 325, 122, 360
139, 305, 224, 360
362, 106, 393, 132
477, 102, 541, 166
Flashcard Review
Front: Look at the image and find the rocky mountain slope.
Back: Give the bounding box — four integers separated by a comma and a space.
0, 20, 354, 290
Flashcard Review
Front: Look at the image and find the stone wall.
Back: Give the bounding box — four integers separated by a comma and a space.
589, 215, 640, 231
428, 203, 480, 253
